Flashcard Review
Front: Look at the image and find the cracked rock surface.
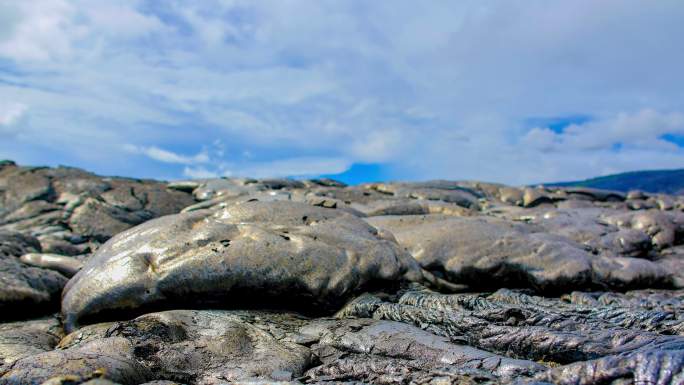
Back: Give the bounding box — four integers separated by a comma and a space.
3, 162, 684, 384
337, 287, 684, 384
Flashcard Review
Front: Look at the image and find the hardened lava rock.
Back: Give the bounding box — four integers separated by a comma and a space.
367, 215, 598, 292
0, 310, 310, 385
0, 316, 63, 366
299, 318, 544, 384
4, 162, 684, 384
0, 163, 194, 316
0, 231, 67, 315
61, 201, 435, 332
0, 163, 194, 250
368, 213, 681, 292
1, 309, 544, 385
9, 288, 684, 384
337, 286, 684, 384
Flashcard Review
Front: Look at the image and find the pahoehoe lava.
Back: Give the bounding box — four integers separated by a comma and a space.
2, 160, 684, 384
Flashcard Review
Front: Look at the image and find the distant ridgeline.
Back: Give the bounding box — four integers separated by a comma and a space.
546, 169, 684, 195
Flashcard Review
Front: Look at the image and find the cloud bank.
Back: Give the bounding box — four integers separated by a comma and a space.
1, 0, 684, 184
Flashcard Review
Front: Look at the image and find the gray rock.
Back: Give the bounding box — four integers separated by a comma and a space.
0, 316, 63, 366
532, 349, 684, 385
305, 184, 480, 218
304, 178, 347, 188
0, 165, 194, 249
0, 166, 54, 215
181, 190, 298, 213
0, 337, 151, 385
68, 197, 153, 243
367, 215, 599, 291
559, 187, 625, 202
499, 187, 524, 206
20, 254, 83, 277
603, 209, 681, 250
37, 238, 86, 256
338, 287, 684, 365
627, 190, 648, 200
302, 318, 544, 383
3, 310, 311, 385
522, 188, 555, 207
4, 161, 684, 384
372, 210, 679, 291
41, 377, 124, 385
189, 178, 306, 202
62, 201, 430, 331
0, 231, 68, 316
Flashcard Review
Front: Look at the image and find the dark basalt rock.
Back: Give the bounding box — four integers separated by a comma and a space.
4, 162, 684, 384
303, 184, 477, 217
180, 177, 312, 203
61, 201, 433, 332
557, 187, 625, 202
0, 337, 151, 385
0, 310, 311, 385
0, 164, 194, 318
529, 349, 684, 385
367, 215, 590, 291
0, 316, 63, 366
300, 318, 544, 383
368, 213, 682, 292
67, 197, 155, 243
0, 231, 68, 315
0, 164, 194, 251
337, 286, 684, 384
520, 208, 655, 257
368, 183, 481, 209
180, 190, 299, 213
19, 253, 83, 277
14, 286, 683, 384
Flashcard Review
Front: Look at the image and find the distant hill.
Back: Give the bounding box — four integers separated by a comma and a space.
547, 169, 684, 195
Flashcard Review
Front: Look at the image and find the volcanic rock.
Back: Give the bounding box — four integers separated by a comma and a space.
3, 162, 684, 384
0, 231, 67, 315
61, 201, 430, 331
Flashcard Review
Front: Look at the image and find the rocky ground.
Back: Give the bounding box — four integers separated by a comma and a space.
1, 159, 684, 385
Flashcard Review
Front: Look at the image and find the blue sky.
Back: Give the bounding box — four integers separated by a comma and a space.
1, 1, 684, 185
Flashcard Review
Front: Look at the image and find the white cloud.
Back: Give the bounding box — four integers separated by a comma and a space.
181, 156, 351, 179
1, 1, 684, 183
83, 3, 164, 38
124, 145, 209, 165
0, 0, 77, 61
564, 110, 684, 151
0, 0, 164, 62
522, 110, 684, 153
0, 103, 27, 127
221, 157, 351, 179
521, 127, 558, 152
183, 166, 219, 179
348, 128, 407, 163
